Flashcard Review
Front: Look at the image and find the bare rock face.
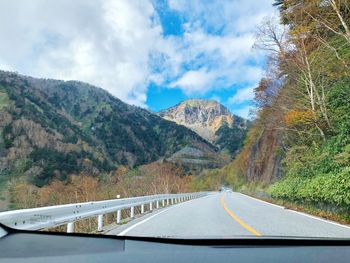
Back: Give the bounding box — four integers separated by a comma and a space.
159, 99, 234, 143
159, 99, 249, 157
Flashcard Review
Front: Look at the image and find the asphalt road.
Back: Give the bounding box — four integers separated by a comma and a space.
107, 192, 350, 238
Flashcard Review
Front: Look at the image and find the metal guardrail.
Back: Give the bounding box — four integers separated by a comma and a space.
0, 192, 210, 233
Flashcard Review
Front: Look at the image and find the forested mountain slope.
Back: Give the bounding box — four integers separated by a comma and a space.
194, 0, 350, 215
0, 71, 217, 187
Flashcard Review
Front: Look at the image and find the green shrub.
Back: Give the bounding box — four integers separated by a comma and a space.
269, 167, 350, 207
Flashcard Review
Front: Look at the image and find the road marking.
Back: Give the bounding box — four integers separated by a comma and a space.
118, 206, 174, 236
117, 195, 213, 236
220, 195, 262, 236
238, 193, 284, 209
238, 193, 350, 230
288, 209, 350, 230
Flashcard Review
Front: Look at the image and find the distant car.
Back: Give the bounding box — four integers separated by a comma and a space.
219, 186, 233, 193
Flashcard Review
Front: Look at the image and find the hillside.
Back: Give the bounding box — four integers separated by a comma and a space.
193, 0, 350, 221
158, 99, 248, 156
0, 71, 218, 187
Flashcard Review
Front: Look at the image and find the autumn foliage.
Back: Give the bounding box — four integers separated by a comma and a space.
284, 110, 314, 127
195, 0, 350, 220
9, 162, 192, 232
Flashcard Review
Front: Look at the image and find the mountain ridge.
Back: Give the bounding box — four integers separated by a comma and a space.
0, 71, 219, 186
158, 99, 248, 156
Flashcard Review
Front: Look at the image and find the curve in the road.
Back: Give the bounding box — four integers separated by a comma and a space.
107, 192, 350, 238
220, 194, 262, 236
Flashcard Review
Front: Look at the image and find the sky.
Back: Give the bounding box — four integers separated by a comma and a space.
0, 0, 276, 118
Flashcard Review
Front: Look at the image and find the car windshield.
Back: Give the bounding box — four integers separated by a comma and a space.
0, 0, 349, 240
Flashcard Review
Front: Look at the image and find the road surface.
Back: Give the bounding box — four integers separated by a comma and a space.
107, 192, 350, 238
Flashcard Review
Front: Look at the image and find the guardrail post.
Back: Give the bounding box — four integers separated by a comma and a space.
67, 222, 74, 233
130, 206, 135, 218
149, 202, 153, 211
97, 214, 103, 232
141, 204, 144, 214
117, 210, 121, 224
0, 192, 210, 232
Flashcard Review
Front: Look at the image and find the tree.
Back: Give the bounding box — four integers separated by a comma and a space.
275, 0, 350, 69
253, 16, 289, 56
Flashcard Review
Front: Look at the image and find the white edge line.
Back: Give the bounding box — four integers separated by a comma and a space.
117, 195, 214, 236
288, 210, 350, 230
238, 193, 285, 209
238, 192, 350, 230
118, 206, 174, 236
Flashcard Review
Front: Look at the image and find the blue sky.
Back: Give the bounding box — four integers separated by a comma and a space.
0, 0, 275, 118
147, 0, 273, 117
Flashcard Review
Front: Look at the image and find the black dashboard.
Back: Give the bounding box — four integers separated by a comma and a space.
0, 224, 349, 263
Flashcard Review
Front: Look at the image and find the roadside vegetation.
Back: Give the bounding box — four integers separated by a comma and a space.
1, 0, 349, 228
194, 0, 350, 222
9, 162, 192, 232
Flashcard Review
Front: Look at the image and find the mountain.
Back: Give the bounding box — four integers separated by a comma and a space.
0, 71, 218, 187
158, 99, 248, 156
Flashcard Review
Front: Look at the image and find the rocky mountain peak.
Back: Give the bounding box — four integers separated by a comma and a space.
159, 99, 235, 143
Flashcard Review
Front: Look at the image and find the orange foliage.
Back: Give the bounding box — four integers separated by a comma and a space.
9, 164, 192, 233
284, 110, 314, 127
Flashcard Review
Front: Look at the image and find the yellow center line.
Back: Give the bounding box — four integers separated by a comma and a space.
220, 194, 262, 236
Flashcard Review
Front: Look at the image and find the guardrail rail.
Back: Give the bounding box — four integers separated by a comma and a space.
0, 192, 210, 233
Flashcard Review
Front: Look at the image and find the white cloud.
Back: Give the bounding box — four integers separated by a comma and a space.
168, 0, 275, 34
163, 0, 273, 95
169, 68, 216, 94
228, 85, 256, 104
164, 30, 264, 94
0, 0, 274, 107
0, 0, 161, 107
